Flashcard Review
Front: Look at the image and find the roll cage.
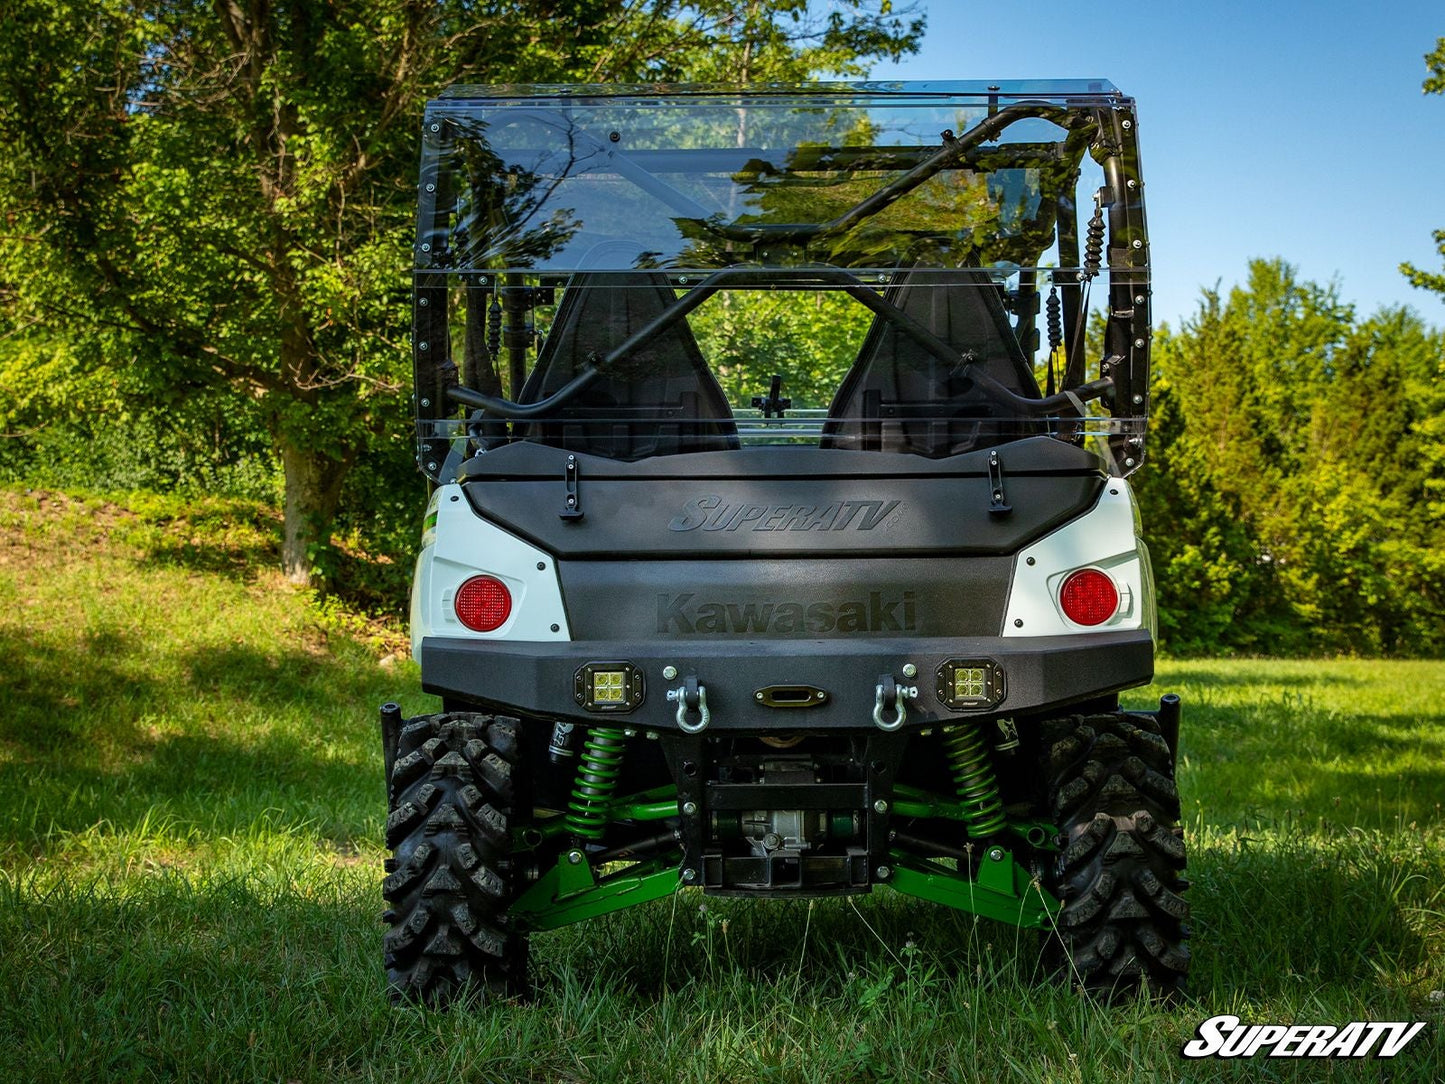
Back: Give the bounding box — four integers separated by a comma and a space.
411, 81, 1150, 479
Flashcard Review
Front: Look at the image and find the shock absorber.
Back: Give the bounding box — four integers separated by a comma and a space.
1045, 285, 1063, 396
1046, 286, 1062, 355
565, 726, 628, 840
940, 724, 1007, 839
1082, 201, 1106, 281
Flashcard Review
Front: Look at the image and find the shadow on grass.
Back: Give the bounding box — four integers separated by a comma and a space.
1155, 666, 1366, 690
1186, 828, 1440, 1002
0, 635, 413, 851
537, 830, 1438, 1010
1177, 697, 1445, 829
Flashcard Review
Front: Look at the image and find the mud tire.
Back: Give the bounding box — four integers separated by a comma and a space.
1042, 711, 1190, 997
382, 712, 528, 1004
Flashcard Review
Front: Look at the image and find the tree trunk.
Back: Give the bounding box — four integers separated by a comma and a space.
279, 436, 349, 587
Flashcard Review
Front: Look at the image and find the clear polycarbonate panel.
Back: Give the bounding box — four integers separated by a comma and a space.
415, 83, 1128, 276
412, 83, 1150, 478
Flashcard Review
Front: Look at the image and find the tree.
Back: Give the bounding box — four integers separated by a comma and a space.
0, 0, 922, 584
1138, 259, 1445, 656
1401, 36, 1445, 298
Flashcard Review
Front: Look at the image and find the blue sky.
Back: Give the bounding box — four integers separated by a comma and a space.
869, 2, 1445, 329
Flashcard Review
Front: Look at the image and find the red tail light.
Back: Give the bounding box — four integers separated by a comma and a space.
455, 575, 512, 632
1059, 568, 1119, 626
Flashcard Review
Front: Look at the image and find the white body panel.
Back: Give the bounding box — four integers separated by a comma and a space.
1001, 478, 1155, 638
410, 485, 571, 661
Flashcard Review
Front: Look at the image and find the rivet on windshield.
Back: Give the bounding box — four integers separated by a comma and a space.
418, 341, 429, 351
608, 130, 621, 142
425, 183, 435, 193
420, 242, 431, 252
1125, 457, 1136, 467
1134, 294, 1145, 304
1133, 394, 1144, 405
1134, 338, 1145, 348
429, 123, 439, 133
1122, 119, 1132, 129
1132, 239, 1144, 249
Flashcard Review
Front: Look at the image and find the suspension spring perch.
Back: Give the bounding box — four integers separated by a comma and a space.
940, 724, 1007, 838
565, 726, 628, 840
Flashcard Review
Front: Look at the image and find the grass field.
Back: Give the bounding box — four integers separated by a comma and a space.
1, 486, 1442, 1082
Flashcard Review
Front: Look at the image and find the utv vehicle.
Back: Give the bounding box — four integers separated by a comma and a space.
382, 80, 1188, 1003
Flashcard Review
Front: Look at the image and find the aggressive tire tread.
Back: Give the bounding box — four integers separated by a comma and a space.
383, 711, 528, 1004
1043, 711, 1190, 997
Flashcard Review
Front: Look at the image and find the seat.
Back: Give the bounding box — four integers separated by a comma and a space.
515, 272, 738, 459
821, 268, 1043, 456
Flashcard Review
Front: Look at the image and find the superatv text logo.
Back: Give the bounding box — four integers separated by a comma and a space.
1181, 1015, 1426, 1059
657, 592, 916, 635
668, 495, 900, 533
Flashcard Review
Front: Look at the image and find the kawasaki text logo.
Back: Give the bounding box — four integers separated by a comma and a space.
1182, 1015, 1427, 1060
657, 592, 916, 635
668, 495, 900, 533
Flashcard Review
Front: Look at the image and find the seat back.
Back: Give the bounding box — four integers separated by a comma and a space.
821, 268, 1042, 456
516, 273, 738, 459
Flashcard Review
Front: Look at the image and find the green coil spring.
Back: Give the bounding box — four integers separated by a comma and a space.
941, 724, 1007, 838
565, 726, 628, 839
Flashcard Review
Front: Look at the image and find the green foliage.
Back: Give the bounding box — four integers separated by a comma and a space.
1, 498, 1442, 1079
691, 289, 874, 409
1138, 260, 1445, 656
0, 0, 923, 583
1401, 37, 1445, 298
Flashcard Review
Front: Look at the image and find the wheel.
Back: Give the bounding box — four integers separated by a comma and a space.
382, 711, 528, 1004
1041, 711, 1190, 997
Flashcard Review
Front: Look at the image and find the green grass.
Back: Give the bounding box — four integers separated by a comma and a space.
2, 486, 1442, 1082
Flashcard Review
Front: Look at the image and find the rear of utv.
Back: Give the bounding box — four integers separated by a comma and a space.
380, 80, 1188, 1004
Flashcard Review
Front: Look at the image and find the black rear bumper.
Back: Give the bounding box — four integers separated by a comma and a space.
420, 629, 1154, 732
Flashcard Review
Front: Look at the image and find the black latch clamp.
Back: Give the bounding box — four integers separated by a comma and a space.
559, 454, 582, 520
987, 450, 1012, 517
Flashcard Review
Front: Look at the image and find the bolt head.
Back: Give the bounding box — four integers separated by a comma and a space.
987, 847, 1005, 862
681, 801, 698, 816
902, 663, 917, 679
428, 123, 439, 133
567, 850, 584, 865
681, 867, 697, 883
662, 665, 678, 680
873, 799, 889, 815
1132, 239, 1144, 249
875, 865, 891, 880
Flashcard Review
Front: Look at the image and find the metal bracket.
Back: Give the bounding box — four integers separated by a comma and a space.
987, 450, 1011, 517
559, 453, 582, 520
